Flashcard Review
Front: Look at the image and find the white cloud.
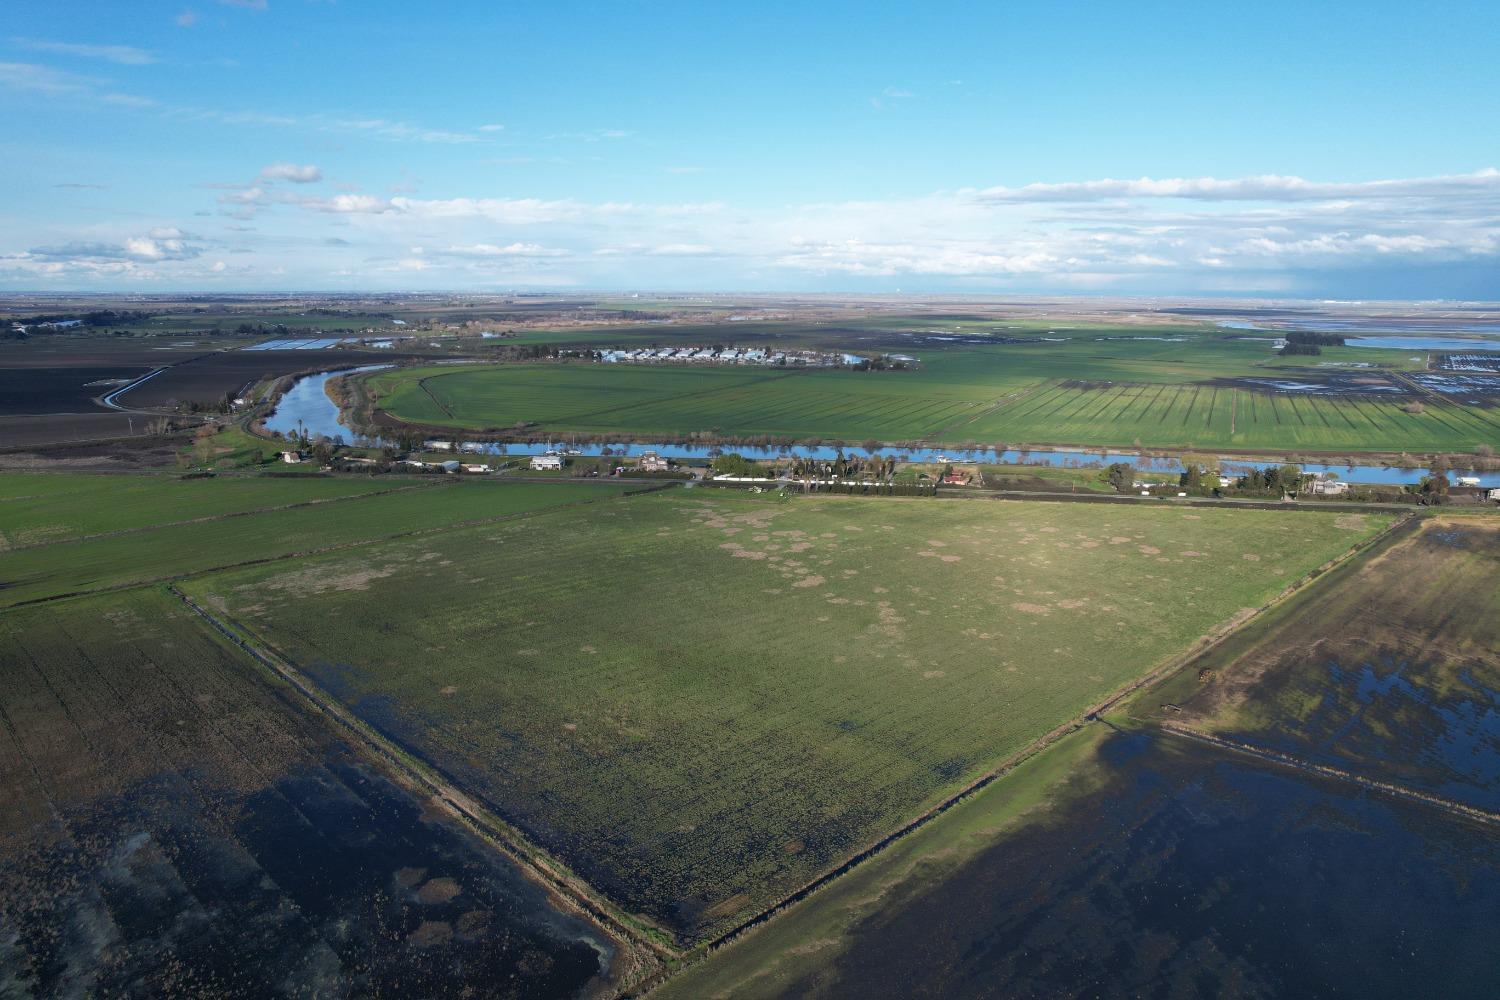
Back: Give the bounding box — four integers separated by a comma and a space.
477, 123, 505, 132
101, 92, 157, 107
327, 118, 480, 144
976, 168, 1500, 203
176, 10, 199, 28
0, 65, 489, 147
870, 87, 915, 111
219, 186, 265, 205
26, 228, 203, 264
439, 242, 569, 258
648, 244, 716, 256
259, 162, 322, 183
0, 61, 98, 96
11, 38, 156, 65
8, 164, 1499, 293
306, 194, 394, 213
543, 129, 634, 142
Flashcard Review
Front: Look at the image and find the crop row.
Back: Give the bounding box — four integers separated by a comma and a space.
184, 492, 1393, 942
968, 381, 1500, 451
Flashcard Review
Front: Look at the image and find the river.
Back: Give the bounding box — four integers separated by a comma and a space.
265, 368, 1500, 488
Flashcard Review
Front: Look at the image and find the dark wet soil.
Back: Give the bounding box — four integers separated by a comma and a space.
781, 730, 1500, 999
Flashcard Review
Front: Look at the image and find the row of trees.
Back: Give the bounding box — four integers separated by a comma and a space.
786, 452, 897, 481
1286, 331, 1347, 346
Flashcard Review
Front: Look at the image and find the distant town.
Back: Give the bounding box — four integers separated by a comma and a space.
591, 345, 914, 369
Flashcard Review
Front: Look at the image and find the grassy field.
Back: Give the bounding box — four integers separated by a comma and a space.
366, 362, 1024, 442
367, 331, 1500, 453
183, 491, 1393, 942
0, 588, 615, 997
660, 513, 1500, 1000
0, 471, 408, 547
963, 380, 1500, 452
1137, 515, 1500, 811
0, 478, 636, 608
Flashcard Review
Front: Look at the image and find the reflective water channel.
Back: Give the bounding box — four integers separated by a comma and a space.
265, 368, 1500, 488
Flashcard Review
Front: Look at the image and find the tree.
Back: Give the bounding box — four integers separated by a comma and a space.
1418, 469, 1450, 502
711, 453, 758, 477
1106, 462, 1134, 492
192, 425, 217, 466
1181, 452, 1220, 478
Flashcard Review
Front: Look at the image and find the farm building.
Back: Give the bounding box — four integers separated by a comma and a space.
1456, 475, 1482, 487
280, 450, 304, 464
639, 451, 670, 472
530, 453, 565, 471
1306, 479, 1350, 496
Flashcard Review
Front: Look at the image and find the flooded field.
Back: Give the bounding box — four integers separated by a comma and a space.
762, 730, 1500, 999
1223, 373, 1407, 395
1148, 517, 1500, 812
1345, 335, 1500, 351
0, 590, 620, 998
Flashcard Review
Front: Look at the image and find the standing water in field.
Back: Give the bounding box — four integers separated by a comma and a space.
769, 729, 1500, 1000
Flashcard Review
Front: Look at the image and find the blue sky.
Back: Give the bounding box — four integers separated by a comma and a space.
3, 1, 1499, 296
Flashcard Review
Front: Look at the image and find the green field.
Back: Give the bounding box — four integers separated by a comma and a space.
0, 476, 635, 608
963, 380, 1500, 452
183, 491, 1393, 942
0, 472, 405, 547
367, 326, 1500, 454
367, 362, 1024, 442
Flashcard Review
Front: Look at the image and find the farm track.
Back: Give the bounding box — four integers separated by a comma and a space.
1156, 724, 1500, 828
1, 481, 676, 613
171, 586, 676, 987
4, 479, 443, 552
416, 376, 456, 418
633, 507, 1415, 996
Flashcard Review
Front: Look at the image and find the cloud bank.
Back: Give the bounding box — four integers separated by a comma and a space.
5, 167, 1499, 294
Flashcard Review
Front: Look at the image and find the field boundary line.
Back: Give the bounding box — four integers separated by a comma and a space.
634, 506, 1419, 996
0, 482, 676, 614
1156, 724, 1500, 827
5, 480, 444, 552
415, 375, 457, 418
169, 586, 678, 982
925, 382, 1048, 439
